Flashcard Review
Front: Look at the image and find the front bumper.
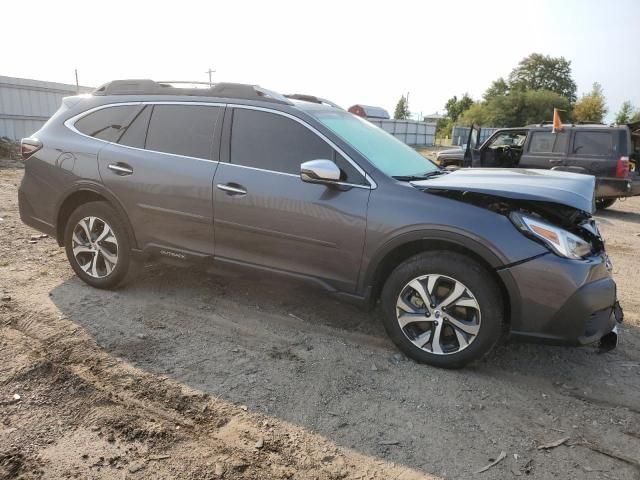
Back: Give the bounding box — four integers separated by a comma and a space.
499, 252, 622, 346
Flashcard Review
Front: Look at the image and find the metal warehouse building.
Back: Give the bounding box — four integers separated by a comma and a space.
0, 75, 92, 140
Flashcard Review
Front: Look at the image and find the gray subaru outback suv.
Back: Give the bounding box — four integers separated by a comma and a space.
18, 80, 623, 368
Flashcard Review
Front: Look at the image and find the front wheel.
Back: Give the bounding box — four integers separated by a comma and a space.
64, 201, 137, 289
380, 251, 504, 368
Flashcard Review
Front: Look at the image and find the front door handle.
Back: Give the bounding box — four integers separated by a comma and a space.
216, 183, 247, 196
548, 159, 563, 165
108, 163, 134, 175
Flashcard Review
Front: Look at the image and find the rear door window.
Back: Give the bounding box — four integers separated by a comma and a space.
75, 105, 139, 142
116, 105, 152, 148
145, 104, 221, 159
573, 131, 613, 156
529, 132, 568, 154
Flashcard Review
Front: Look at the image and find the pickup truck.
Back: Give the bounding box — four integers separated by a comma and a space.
437, 122, 640, 209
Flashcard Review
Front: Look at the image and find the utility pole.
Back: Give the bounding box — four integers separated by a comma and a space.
75, 69, 79, 94
406, 91, 410, 120
205, 68, 216, 87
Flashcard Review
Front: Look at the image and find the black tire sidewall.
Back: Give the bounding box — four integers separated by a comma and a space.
64, 201, 131, 289
596, 198, 616, 210
381, 251, 503, 368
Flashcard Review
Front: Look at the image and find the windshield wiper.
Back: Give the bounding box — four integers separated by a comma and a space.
392, 170, 448, 182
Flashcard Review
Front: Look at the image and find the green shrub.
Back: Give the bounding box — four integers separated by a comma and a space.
0, 137, 20, 159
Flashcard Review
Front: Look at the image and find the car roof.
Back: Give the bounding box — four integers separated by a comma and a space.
88, 79, 346, 116
525, 124, 628, 131
93, 79, 293, 105
486, 124, 629, 133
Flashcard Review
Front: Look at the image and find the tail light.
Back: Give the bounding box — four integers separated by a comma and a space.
21, 138, 42, 160
616, 156, 629, 178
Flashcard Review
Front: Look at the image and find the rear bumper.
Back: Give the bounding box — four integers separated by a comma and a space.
500, 252, 622, 346
595, 175, 640, 199
596, 177, 631, 199
18, 187, 57, 238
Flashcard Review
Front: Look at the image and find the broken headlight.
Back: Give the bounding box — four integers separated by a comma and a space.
510, 212, 593, 260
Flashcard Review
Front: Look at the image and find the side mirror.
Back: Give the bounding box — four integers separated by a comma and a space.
300, 159, 342, 184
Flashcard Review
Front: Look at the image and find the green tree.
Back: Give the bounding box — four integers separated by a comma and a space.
573, 83, 608, 123
483, 78, 509, 101
435, 118, 453, 139
460, 89, 570, 127
393, 95, 410, 120
632, 110, 640, 123
444, 93, 474, 122
508, 53, 577, 102
615, 100, 635, 124
457, 102, 492, 126
436, 93, 474, 137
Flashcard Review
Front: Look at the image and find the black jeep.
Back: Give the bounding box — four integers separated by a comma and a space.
456, 122, 640, 209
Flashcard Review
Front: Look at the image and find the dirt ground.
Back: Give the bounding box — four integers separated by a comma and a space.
1, 163, 640, 480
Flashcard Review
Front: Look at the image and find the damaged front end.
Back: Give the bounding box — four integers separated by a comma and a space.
412, 169, 623, 349
426, 190, 606, 260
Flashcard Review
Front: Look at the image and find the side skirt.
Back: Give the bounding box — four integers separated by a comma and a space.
130, 247, 372, 309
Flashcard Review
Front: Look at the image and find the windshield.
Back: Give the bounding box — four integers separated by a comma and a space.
310, 110, 438, 177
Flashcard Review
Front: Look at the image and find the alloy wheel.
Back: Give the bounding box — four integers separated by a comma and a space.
71, 216, 119, 278
395, 274, 481, 355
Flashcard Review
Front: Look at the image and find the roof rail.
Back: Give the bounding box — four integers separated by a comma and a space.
92, 79, 293, 105
285, 93, 343, 110
158, 80, 212, 87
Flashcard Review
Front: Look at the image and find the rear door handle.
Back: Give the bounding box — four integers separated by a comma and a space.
216, 183, 247, 195
548, 159, 563, 165
108, 163, 134, 175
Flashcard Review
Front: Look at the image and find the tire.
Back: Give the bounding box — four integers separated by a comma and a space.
64, 201, 137, 289
380, 251, 503, 368
596, 198, 616, 210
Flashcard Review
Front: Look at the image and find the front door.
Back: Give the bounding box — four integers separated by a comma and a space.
212, 107, 370, 291
464, 125, 480, 167
97, 103, 223, 255
475, 130, 528, 168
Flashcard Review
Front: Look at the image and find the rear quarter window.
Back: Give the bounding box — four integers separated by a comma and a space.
572, 131, 613, 156
74, 105, 139, 142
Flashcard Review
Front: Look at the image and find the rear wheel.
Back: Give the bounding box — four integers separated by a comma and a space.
596, 198, 616, 210
381, 251, 503, 368
64, 201, 137, 289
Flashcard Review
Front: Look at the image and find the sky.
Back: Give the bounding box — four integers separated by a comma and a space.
5, 0, 640, 122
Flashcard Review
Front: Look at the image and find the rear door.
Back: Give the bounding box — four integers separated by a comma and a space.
519, 130, 569, 170
96, 102, 223, 255
565, 129, 616, 177
212, 106, 370, 291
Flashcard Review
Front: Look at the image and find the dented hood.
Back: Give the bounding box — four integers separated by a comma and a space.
412, 168, 595, 214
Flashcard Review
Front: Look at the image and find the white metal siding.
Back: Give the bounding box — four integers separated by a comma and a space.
368, 119, 436, 146
0, 75, 92, 140
451, 125, 500, 146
